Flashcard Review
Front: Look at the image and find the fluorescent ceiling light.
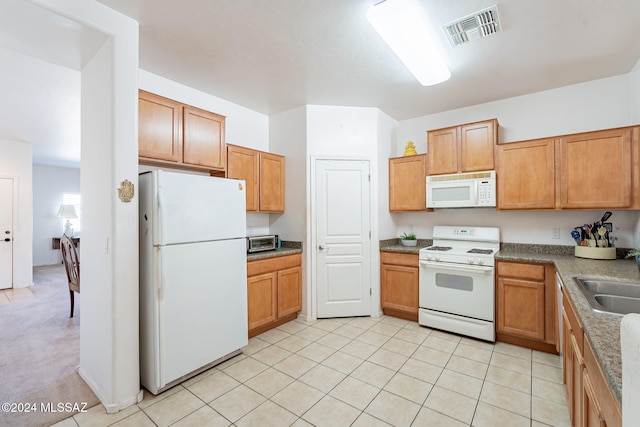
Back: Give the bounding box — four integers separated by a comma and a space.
367, 0, 451, 86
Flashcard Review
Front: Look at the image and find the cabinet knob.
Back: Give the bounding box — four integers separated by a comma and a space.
318, 244, 328, 251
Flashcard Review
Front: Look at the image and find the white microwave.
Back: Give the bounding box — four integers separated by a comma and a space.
426, 170, 496, 208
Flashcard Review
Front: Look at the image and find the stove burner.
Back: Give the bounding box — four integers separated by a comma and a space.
467, 248, 494, 255
426, 246, 452, 251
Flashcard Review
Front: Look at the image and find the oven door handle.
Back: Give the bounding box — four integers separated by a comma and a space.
419, 260, 493, 273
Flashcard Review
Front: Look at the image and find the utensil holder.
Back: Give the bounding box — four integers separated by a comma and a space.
575, 246, 616, 260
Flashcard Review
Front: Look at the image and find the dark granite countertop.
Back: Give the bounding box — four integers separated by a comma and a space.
497, 245, 639, 408
378, 239, 638, 407
379, 238, 432, 254
246, 241, 302, 261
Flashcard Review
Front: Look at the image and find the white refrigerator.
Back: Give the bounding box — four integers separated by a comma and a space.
139, 170, 248, 395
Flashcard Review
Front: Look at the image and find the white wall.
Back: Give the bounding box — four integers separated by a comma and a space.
31, 0, 142, 413
377, 110, 397, 240
139, 69, 271, 235
269, 106, 307, 242
630, 61, 640, 248
397, 74, 632, 156
394, 74, 640, 247
304, 105, 390, 319
0, 139, 33, 288
32, 164, 80, 266
306, 105, 380, 157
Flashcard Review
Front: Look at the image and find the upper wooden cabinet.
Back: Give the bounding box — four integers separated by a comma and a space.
260, 152, 285, 212
182, 105, 226, 170
227, 144, 284, 212
497, 126, 640, 210
388, 154, 431, 211
497, 138, 557, 210
138, 90, 182, 163
138, 90, 226, 173
427, 119, 498, 175
560, 127, 635, 209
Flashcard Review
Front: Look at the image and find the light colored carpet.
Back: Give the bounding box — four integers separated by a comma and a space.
0, 265, 99, 427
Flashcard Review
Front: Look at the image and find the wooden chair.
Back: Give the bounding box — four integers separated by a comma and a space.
59, 234, 80, 317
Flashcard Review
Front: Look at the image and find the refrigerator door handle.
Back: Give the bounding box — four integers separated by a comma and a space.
156, 249, 165, 301
156, 186, 164, 246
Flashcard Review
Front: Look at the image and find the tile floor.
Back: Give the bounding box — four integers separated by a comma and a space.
53, 315, 571, 427
0, 287, 34, 304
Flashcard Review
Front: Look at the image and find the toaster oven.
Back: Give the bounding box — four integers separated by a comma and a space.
246, 235, 278, 253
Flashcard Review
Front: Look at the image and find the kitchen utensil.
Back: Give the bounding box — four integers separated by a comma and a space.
598, 226, 607, 247
584, 224, 595, 240
600, 211, 613, 223
571, 229, 581, 245
611, 227, 621, 247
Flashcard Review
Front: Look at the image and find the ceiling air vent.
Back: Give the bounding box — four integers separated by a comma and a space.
444, 5, 501, 47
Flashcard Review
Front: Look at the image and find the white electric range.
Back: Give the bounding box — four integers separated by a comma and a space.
418, 226, 501, 342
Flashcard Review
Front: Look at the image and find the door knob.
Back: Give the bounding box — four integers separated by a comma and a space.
318, 244, 328, 251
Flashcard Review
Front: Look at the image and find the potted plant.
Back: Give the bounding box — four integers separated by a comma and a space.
626, 249, 640, 272
401, 232, 418, 247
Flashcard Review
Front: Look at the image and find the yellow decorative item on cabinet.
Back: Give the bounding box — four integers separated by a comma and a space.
403, 141, 417, 156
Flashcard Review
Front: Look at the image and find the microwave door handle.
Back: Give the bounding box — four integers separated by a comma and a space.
470, 180, 478, 204
420, 261, 493, 273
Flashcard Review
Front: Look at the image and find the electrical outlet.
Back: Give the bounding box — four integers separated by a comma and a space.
552, 228, 560, 239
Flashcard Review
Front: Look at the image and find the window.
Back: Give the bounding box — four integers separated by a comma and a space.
63, 193, 81, 234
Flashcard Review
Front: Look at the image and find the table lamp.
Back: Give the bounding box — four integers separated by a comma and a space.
57, 204, 78, 237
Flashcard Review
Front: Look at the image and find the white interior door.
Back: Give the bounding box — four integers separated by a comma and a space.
315, 159, 371, 318
0, 178, 13, 290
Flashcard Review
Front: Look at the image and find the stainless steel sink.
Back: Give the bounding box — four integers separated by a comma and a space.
573, 277, 640, 315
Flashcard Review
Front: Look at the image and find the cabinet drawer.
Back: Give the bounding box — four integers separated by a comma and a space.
380, 252, 418, 268
497, 261, 545, 281
248, 253, 301, 277
563, 290, 583, 353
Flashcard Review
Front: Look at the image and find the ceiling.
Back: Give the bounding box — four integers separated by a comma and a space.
2, 0, 640, 166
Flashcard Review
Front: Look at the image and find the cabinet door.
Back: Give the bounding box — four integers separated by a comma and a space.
380, 263, 419, 320
259, 152, 285, 212
138, 90, 182, 162
583, 370, 607, 427
497, 277, 545, 341
497, 138, 556, 209
428, 127, 459, 175
460, 120, 496, 172
247, 272, 277, 330
560, 128, 632, 208
277, 266, 302, 318
571, 332, 584, 427
562, 310, 575, 424
183, 105, 226, 170
227, 145, 259, 211
389, 155, 428, 211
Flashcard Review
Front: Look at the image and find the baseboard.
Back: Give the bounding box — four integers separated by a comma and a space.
78, 367, 142, 414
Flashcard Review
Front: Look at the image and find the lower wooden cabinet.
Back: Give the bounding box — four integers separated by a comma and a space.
247, 253, 301, 337
496, 261, 557, 353
562, 288, 621, 427
380, 251, 419, 321
563, 292, 584, 427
